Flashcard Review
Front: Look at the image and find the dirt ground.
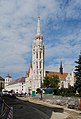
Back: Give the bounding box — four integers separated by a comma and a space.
3, 96, 81, 119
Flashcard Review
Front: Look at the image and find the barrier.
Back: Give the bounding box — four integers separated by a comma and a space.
7, 107, 13, 119
79, 98, 81, 108
0, 98, 13, 119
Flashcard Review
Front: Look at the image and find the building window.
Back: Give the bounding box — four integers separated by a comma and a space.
40, 62, 41, 68
36, 52, 38, 58
61, 82, 64, 88
40, 71, 41, 74
68, 82, 70, 88
22, 86, 23, 91
40, 52, 41, 59
36, 62, 38, 68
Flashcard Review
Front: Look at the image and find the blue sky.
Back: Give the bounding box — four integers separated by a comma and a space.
0, 0, 81, 79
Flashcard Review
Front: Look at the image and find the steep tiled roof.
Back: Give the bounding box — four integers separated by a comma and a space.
46, 71, 68, 80
26, 64, 32, 77
8, 77, 25, 85
0, 76, 5, 81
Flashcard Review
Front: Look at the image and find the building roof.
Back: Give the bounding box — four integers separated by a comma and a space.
46, 71, 68, 80
8, 77, 25, 85
0, 76, 5, 81
26, 64, 32, 77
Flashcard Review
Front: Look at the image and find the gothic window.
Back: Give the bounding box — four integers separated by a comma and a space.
36, 62, 38, 68
40, 62, 41, 68
40, 52, 41, 59
40, 71, 41, 74
36, 52, 38, 58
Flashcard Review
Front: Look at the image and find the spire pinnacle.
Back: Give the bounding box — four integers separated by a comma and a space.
60, 61, 63, 74
36, 16, 41, 36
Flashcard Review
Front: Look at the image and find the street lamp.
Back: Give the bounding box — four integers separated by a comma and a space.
40, 77, 42, 100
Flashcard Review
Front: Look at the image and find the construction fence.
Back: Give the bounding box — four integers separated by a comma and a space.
0, 97, 13, 119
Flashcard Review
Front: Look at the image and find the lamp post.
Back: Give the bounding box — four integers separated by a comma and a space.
40, 77, 42, 100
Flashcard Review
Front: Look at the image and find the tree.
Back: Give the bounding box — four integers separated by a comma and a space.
74, 52, 81, 94
42, 75, 60, 89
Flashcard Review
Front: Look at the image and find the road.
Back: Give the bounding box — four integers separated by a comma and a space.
3, 96, 81, 119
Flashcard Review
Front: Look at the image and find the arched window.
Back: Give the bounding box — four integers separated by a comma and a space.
36, 52, 38, 58
40, 52, 41, 58
40, 62, 41, 68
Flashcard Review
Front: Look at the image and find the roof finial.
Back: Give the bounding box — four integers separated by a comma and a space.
36, 16, 41, 36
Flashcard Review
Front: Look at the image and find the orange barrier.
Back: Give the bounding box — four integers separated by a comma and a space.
80, 98, 81, 108
7, 107, 13, 119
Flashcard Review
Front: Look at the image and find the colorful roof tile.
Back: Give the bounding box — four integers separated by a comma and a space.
46, 71, 68, 80
8, 77, 25, 85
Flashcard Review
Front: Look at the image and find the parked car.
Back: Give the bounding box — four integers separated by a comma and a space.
2, 90, 9, 95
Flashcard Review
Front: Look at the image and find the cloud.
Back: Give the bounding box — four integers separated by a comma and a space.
0, 0, 81, 78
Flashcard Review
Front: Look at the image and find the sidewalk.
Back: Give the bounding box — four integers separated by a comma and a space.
17, 96, 81, 114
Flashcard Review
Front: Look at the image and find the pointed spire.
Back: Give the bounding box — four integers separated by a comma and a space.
59, 61, 63, 74
36, 16, 41, 36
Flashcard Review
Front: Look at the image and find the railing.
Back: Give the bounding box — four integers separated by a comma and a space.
0, 98, 13, 119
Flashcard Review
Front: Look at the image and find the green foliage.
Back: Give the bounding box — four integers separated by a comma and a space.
57, 86, 75, 97
74, 52, 81, 94
42, 75, 60, 89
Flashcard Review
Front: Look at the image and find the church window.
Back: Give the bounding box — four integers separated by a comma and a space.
40, 71, 41, 74
40, 52, 41, 58
40, 62, 41, 68
36, 52, 38, 58
36, 62, 38, 68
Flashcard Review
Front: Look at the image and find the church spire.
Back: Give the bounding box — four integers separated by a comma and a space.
59, 61, 63, 74
36, 16, 41, 37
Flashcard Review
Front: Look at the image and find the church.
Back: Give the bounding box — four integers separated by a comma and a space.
4, 17, 75, 95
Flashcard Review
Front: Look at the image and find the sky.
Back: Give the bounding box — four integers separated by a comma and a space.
0, 0, 81, 79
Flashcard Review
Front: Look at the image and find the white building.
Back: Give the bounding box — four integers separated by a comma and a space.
5, 17, 75, 94
25, 17, 44, 94
45, 62, 75, 89
5, 74, 26, 94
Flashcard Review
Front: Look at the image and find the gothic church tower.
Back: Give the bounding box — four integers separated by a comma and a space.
32, 17, 44, 91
